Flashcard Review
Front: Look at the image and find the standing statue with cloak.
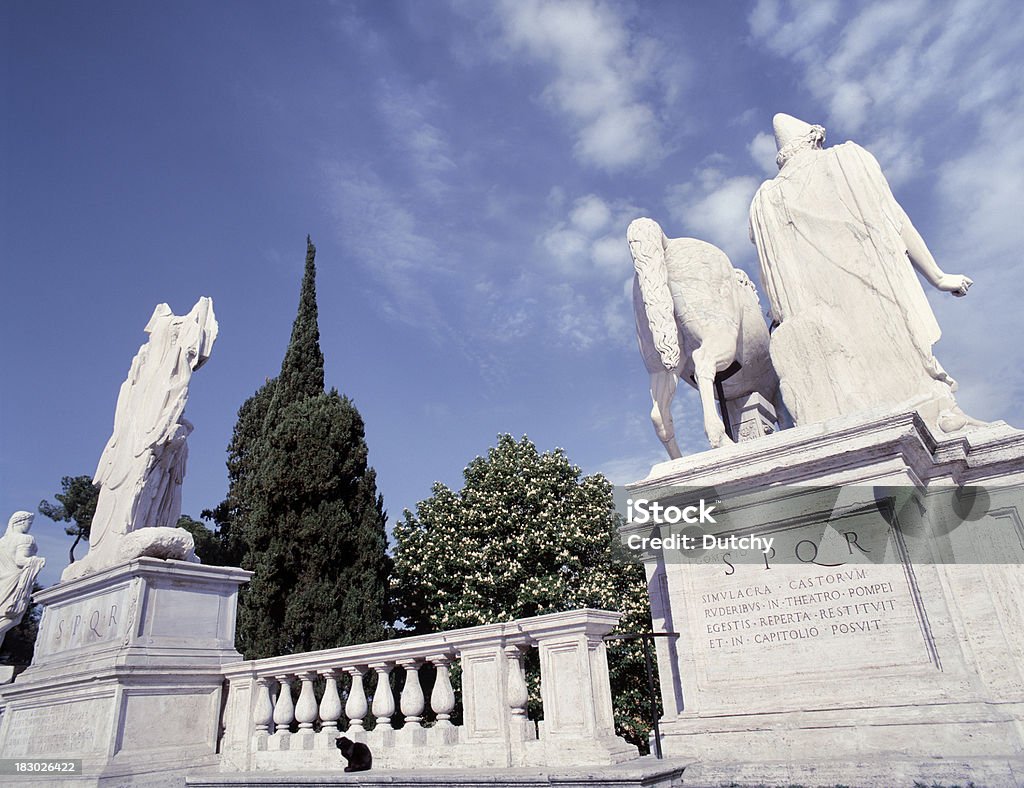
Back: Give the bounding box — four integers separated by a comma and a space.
0, 512, 45, 652
748, 113, 980, 432
61, 297, 218, 582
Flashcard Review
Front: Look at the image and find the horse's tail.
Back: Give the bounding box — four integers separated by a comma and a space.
628, 218, 679, 371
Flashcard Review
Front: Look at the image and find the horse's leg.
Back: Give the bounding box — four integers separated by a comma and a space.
692, 337, 738, 448
650, 369, 682, 459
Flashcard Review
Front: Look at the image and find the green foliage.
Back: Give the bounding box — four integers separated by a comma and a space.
201, 378, 276, 562
38, 474, 99, 564
269, 236, 325, 406
176, 514, 235, 567
391, 434, 655, 750
211, 237, 390, 659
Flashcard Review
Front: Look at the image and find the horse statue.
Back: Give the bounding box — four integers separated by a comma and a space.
628, 217, 779, 457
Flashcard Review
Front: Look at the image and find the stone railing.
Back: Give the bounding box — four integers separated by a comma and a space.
218, 609, 638, 772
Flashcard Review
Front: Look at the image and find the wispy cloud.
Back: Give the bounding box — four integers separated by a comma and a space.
488, 0, 679, 171
665, 164, 760, 265
534, 193, 640, 349
375, 80, 456, 196
324, 163, 452, 334
747, 131, 778, 177
539, 193, 638, 280
747, 0, 1022, 162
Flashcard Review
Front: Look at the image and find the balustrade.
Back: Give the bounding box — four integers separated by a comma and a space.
219, 609, 634, 771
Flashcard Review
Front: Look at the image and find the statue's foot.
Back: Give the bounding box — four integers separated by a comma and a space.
937, 405, 989, 433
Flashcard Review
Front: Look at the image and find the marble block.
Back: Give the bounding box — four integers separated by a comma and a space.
623, 409, 1024, 787
0, 558, 251, 787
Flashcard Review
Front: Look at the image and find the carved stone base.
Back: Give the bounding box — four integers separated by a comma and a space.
0, 558, 251, 786
624, 409, 1024, 786
724, 391, 777, 441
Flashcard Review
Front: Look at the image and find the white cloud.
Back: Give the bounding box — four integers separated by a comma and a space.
324, 164, 451, 334
591, 234, 627, 278
375, 81, 455, 195
569, 194, 612, 234
542, 225, 590, 275
862, 132, 922, 189
540, 194, 638, 280
748, 0, 1023, 141
748, 0, 839, 61
827, 81, 871, 132
491, 0, 673, 171
531, 193, 642, 352
747, 131, 778, 176
937, 101, 1024, 275
601, 284, 631, 340
665, 168, 760, 264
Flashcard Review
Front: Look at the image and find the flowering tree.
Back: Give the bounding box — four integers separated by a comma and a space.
392, 434, 654, 749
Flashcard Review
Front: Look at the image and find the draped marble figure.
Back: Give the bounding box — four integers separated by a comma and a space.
61, 298, 217, 582
0, 512, 45, 649
748, 114, 977, 431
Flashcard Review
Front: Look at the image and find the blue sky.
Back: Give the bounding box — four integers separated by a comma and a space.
3, 0, 1022, 588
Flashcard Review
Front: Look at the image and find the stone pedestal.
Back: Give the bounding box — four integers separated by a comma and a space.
0, 557, 251, 786
624, 409, 1024, 787
725, 391, 777, 442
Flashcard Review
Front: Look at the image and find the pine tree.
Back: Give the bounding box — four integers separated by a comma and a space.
215, 237, 390, 659
38, 475, 99, 564
392, 434, 654, 749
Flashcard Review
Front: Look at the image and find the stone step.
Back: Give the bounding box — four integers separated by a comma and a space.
185, 756, 691, 788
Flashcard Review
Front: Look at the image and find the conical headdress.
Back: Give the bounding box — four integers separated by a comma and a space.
773, 113, 816, 150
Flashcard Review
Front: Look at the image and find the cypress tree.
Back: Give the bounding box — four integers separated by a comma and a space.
268, 237, 324, 408
217, 237, 390, 659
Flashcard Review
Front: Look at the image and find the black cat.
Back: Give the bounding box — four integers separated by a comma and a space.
336, 736, 372, 772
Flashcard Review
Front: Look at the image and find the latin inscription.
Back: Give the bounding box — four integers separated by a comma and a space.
701, 569, 901, 647
684, 516, 936, 676
35, 585, 133, 659
3, 699, 109, 758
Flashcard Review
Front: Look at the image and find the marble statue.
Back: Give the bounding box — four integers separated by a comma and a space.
61, 298, 217, 582
629, 217, 779, 456
748, 113, 980, 431
0, 512, 45, 651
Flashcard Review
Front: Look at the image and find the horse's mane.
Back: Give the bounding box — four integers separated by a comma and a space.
628, 218, 679, 371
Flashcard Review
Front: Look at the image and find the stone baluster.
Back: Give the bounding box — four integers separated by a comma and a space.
428, 654, 456, 727
398, 659, 425, 725
273, 675, 295, 734
344, 667, 368, 733
505, 644, 534, 743
505, 645, 529, 721
370, 662, 396, 729
319, 669, 342, 734
294, 672, 318, 731
254, 676, 275, 734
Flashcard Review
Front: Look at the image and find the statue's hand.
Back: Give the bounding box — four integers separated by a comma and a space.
938, 273, 973, 297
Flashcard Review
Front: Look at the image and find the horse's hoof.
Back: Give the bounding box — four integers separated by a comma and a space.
706, 425, 737, 448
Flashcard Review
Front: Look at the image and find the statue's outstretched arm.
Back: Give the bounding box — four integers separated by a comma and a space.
900, 209, 973, 297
